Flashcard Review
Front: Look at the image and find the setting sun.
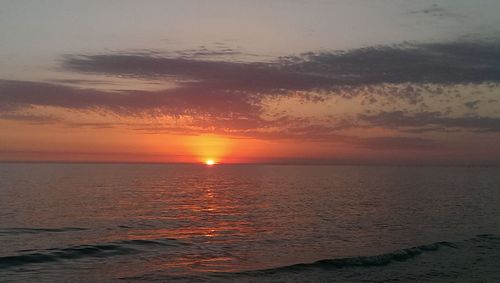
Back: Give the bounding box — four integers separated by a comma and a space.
205, 159, 216, 166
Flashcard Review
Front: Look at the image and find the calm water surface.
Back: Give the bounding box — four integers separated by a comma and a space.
1, 164, 500, 282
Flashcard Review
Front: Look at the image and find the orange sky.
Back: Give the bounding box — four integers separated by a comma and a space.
1, 1, 500, 165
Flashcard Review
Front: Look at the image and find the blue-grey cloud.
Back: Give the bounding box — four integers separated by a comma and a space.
285, 41, 500, 86
62, 54, 335, 92
64, 41, 500, 91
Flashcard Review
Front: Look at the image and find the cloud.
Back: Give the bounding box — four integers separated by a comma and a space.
63, 41, 500, 91
0, 79, 260, 119
2, 40, 500, 145
408, 3, 459, 19
0, 78, 442, 151
353, 136, 439, 151
464, 100, 481, 110
285, 41, 500, 86
0, 113, 60, 125
62, 54, 335, 93
174, 45, 242, 58
359, 111, 500, 133
55, 40, 500, 130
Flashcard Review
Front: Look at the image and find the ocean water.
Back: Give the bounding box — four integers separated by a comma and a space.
0, 163, 500, 282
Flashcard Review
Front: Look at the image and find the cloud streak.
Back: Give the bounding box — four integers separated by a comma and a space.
359, 111, 500, 133
0, 79, 260, 119
64, 41, 500, 91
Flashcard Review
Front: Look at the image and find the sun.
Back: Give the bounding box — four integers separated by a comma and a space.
205, 159, 216, 166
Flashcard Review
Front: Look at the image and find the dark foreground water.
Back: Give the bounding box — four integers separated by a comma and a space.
1, 164, 500, 282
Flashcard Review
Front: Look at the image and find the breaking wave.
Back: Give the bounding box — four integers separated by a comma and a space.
0, 237, 185, 269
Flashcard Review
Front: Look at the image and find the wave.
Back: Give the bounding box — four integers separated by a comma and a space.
263, 241, 455, 271
0, 237, 185, 269
119, 234, 500, 282
0, 227, 87, 235
239, 235, 500, 275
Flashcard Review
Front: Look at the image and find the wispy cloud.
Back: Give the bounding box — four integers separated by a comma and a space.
408, 3, 460, 19
359, 111, 500, 133
0, 79, 260, 119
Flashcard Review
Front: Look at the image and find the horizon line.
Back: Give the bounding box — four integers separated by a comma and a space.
1, 160, 499, 167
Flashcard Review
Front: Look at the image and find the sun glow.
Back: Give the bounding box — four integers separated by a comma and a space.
205, 159, 216, 166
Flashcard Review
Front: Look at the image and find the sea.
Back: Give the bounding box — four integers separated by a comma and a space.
0, 163, 499, 282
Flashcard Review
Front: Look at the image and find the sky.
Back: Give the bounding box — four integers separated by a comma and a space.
1, 0, 500, 164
